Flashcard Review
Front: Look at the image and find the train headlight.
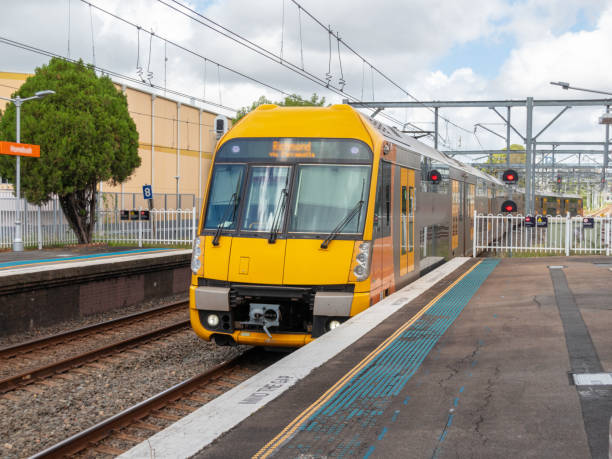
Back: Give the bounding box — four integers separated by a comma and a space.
206, 313, 220, 328
349, 241, 372, 282
191, 237, 203, 274
327, 319, 342, 331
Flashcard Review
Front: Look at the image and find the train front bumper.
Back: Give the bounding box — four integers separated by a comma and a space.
189, 284, 370, 347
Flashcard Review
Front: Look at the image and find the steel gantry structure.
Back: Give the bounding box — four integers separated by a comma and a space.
345, 98, 612, 214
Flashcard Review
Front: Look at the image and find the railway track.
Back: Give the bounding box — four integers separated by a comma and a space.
0, 300, 190, 393
31, 348, 279, 458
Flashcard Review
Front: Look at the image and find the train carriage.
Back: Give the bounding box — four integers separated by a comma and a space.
189, 104, 580, 348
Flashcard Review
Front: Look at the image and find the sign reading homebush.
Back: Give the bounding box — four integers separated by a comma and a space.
0, 141, 40, 157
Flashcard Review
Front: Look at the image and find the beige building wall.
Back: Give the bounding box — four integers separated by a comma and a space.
0, 72, 223, 207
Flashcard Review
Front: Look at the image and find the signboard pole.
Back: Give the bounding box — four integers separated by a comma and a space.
13, 99, 23, 251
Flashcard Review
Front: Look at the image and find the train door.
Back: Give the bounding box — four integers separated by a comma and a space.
399, 167, 415, 277
465, 183, 475, 255
371, 161, 393, 302
451, 180, 460, 256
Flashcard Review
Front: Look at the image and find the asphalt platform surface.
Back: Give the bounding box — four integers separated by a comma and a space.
196, 256, 612, 459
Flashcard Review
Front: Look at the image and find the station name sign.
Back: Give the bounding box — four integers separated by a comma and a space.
0, 141, 40, 157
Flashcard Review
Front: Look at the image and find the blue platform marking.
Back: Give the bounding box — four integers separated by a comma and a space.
0, 248, 173, 269
363, 445, 376, 459
280, 260, 499, 457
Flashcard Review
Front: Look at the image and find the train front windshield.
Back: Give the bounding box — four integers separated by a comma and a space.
204, 138, 372, 237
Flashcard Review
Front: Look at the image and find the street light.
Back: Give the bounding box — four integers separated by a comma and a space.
550, 81, 612, 96
0, 89, 55, 251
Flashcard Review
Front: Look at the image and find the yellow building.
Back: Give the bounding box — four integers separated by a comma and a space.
0, 71, 225, 208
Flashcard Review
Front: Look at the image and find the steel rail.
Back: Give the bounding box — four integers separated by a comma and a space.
0, 320, 190, 393
30, 351, 254, 458
0, 299, 188, 359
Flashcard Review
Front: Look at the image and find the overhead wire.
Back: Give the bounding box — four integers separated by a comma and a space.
81, 0, 291, 99
156, 0, 413, 129
0, 35, 238, 113
288, 0, 472, 135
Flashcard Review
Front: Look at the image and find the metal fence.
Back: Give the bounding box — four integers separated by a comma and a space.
473, 211, 612, 256
0, 194, 197, 249
94, 208, 197, 246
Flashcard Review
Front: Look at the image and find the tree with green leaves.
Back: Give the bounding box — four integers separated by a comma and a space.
0, 58, 140, 244
486, 143, 526, 164
233, 93, 326, 122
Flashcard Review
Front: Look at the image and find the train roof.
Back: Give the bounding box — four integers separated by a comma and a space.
230, 104, 548, 191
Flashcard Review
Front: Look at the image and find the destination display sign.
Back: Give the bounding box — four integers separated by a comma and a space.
216, 138, 372, 163
0, 141, 40, 157
268, 140, 316, 159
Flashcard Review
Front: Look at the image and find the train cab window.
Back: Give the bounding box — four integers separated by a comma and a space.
241, 166, 291, 232
288, 164, 370, 233
203, 164, 246, 230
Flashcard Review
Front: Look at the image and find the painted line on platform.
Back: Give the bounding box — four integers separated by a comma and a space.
118, 257, 471, 459
0, 248, 174, 270
0, 249, 191, 276
254, 261, 483, 459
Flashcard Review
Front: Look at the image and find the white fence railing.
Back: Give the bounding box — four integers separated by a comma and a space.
473, 211, 612, 256
94, 208, 197, 246
0, 196, 197, 249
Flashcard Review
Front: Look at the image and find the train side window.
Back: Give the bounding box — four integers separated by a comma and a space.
382, 161, 392, 238
374, 164, 383, 235
408, 186, 414, 252
401, 186, 407, 255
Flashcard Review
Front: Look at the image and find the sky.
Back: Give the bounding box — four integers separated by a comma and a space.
0, 0, 611, 161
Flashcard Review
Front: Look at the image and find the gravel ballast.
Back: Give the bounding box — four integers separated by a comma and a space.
0, 330, 249, 458
0, 294, 188, 349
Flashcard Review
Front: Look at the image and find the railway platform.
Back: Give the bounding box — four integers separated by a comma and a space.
120, 255, 612, 459
0, 246, 191, 334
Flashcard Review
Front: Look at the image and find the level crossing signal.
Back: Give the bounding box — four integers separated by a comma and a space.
556, 175, 562, 184
502, 169, 518, 184
427, 169, 441, 184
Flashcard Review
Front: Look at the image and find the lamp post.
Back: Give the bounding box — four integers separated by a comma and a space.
0, 90, 55, 251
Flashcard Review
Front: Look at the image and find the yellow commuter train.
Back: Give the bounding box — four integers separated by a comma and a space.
189, 104, 580, 348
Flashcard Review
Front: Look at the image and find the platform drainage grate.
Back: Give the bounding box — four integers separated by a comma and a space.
572, 373, 612, 386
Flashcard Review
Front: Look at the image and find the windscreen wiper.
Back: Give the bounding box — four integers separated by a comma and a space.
212, 192, 239, 246
268, 188, 288, 244
320, 199, 364, 249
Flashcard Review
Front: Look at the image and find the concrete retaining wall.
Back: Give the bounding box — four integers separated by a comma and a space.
0, 252, 190, 335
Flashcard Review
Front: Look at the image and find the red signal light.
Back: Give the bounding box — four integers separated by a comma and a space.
503, 169, 518, 184
502, 200, 517, 213
428, 169, 442, 184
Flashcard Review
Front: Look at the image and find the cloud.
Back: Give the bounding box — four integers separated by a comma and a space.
1, 0, 610, 157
